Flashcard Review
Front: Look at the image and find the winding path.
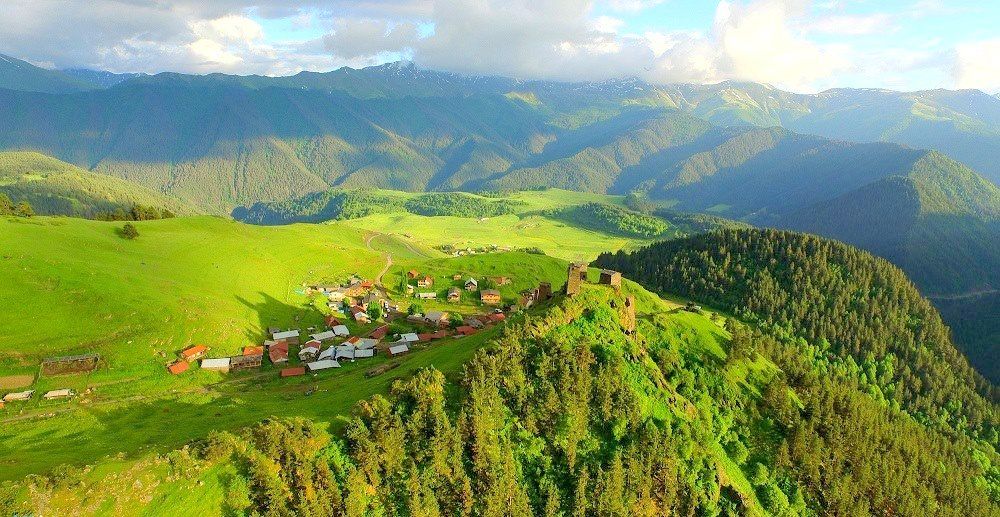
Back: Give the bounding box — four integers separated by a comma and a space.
365, 232, 394, 288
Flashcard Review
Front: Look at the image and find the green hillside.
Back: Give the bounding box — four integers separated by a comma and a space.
0, 151, 193, 218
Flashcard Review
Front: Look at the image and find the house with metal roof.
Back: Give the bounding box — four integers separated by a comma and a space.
307, 360, 341, 372
387, 343, 410, 357
354, 348, 375, 359
2, 390, 34, 402
43, 389, 74, 400
201, 357, 231, 372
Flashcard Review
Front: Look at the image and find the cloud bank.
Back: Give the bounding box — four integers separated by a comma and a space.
0, 0, 996, 92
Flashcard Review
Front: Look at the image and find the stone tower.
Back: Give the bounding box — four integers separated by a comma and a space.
537, 281, 552, 300
599, 269, 622, 290
565, 263, 588, 296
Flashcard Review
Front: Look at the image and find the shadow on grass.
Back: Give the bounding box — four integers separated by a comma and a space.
235, 292, 327, 345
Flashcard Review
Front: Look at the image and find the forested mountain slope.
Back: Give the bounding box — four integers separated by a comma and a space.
595, 229, 998, 436
0, 151, 193, 218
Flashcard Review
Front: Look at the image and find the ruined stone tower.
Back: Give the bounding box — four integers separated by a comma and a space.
565, 263, 588, 296
599, 269, 622, 290
623, 294, 636, 335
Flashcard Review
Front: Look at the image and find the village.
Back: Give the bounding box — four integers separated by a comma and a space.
1, 263, 630, 408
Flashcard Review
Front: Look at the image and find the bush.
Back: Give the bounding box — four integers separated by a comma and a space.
121, 223, 139, 240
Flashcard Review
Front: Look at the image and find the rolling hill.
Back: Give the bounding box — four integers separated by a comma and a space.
0, 151, 193, 218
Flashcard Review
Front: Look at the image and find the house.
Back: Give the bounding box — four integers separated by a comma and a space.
355, 338, 378, 350
318, 347, 335, 361
493, 276, 511, 286
401, 333, 419, 343
332, 324, 351, 337
464, 316, 484, 329
326, 289, 347, 302
299, 341, 322, 361
334, 345, 355, 360
406, 284, 415, 294
425, 311, 449, 327
2, 390, 33, 402
272, 330, 301, 345
43, 389, 74, 400
201, 357, 231, 372
167, 361, 190, 375
180, 345, 208, 361
487, 313, 506, 324
480, 289, 502, 305
350, 305, 370, 323
418, 330, 448, 341
369, 324, 389, 340
456, 326, 477, 337
280, 367, 306, 378
354, 348, 375, 359
407, 269, 420, 279
325, 314, 341, 327
416, 292, 437, 300
465, 278, 478, 291
447, 286, 461, 302
307, 360, 341, 372
387, 343, 410, 357
231, 354, 262, 370
311, 330, 337, 342
417, 275, 434, 288
269, 341, 290, 364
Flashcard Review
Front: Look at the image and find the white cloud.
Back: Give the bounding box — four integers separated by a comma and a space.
604, 0, 665, 12
807, 13, 896, 35
953, 38, 1000, 90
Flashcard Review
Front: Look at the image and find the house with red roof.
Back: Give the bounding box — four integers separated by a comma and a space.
180, 345, 208, 361
167, 361, 189, 375
269, 341, 289, 364
280, 367, 306, 377
456, 325, 477, 336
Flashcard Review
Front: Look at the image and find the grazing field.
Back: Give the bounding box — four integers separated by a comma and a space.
0, 214, 574, 479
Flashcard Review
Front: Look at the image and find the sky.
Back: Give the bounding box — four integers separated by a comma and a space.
0, 0, 998, 93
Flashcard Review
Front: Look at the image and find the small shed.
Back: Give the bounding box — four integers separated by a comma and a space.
307, 360, 341, 372
354, 348, 375, 359
243, 346, 264, 356
401, 333, 419, 342
280, 367, 306, 377
447, 287, 461, 302
416, 292, 437, 300
3, 390, 34, 402
43, 389, 74, 400
167, 361, 190, 375
332, 325, 350, 337
201, 358, 231, 372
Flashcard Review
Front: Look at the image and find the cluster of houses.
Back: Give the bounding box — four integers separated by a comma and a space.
436, 243, 513, 257
165, 303, 509, 380
407, 270, 505, 306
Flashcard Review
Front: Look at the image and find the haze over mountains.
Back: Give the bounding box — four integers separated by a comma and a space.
0, 53, 997, 379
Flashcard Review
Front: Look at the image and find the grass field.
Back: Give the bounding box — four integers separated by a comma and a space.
0, 213, 588, 480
